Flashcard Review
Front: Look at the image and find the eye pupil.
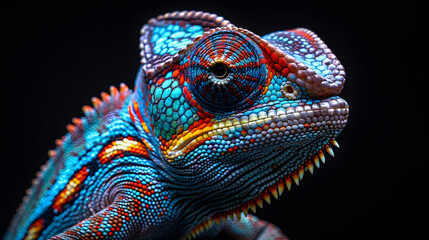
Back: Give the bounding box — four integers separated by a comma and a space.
212, 62, 229, 79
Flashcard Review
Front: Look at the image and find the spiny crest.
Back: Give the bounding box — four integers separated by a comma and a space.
53, 83, 132, 148
82, 83, 132, 126
19, 84, 133, 213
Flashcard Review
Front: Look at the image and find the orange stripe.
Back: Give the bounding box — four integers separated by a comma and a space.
133, 100, 150, 133
97, 137, 150, 164
24, 219, 44, 240
128, 105, 136, 123
53, 167, 89, 212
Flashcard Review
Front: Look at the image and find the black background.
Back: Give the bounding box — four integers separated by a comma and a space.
0, 1, 426, 239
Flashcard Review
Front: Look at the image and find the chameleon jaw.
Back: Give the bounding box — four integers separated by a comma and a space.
172, 97, 348, 239
182, 138, 341, 240
163, 97, 348, 163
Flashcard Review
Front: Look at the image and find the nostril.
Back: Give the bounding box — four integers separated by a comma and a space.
281, 83, 299, 99
285, 85, 294, 94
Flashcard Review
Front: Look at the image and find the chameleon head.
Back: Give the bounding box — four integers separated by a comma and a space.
140, 16, 348, 224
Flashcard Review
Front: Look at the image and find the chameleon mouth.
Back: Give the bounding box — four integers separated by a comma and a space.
182, 138, 340, 240
165, 97, 348, 162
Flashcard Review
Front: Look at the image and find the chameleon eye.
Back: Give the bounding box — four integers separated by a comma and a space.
186, 30, 268, 113
211, 62, 229, 79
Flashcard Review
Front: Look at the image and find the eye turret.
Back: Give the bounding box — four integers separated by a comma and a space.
186, 30, 268, 113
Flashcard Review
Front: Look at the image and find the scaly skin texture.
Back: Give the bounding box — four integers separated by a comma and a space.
4, 11, 348, 240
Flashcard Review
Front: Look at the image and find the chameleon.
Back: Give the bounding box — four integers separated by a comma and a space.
4, 10, 348, 240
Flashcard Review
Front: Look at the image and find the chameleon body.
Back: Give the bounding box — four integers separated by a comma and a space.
5, 11, 348, 240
